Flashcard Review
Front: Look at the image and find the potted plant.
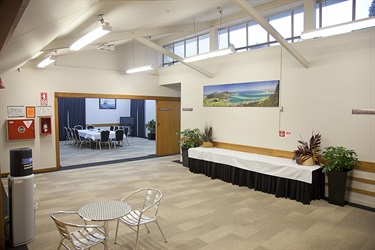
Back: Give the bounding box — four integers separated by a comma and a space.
321, 146, 359, 206
177, 128, 200, 167
145, 119, 156, 140
200, 125, 213, 148
293, 132, 321, 166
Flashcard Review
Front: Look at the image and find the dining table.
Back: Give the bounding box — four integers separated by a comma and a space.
78, 129, 117, 140
78, 200, 131, 249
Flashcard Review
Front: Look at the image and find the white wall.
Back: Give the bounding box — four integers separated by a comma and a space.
86, 98, 131, 125
159, 28, 375, 207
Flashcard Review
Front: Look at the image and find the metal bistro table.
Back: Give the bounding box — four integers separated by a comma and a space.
78, 200, 131, 248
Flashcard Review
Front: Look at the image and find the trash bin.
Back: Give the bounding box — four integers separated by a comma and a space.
8, 148, 35, 247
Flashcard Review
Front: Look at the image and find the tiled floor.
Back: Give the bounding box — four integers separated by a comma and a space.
2, 154, 375, 250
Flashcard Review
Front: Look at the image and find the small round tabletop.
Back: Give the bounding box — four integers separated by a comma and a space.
78, 200, 131, 221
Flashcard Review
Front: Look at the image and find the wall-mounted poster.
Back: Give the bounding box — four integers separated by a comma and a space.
7, 106, 25, 118
203, 80, 279, 107
99, 98, 116, 109
26, 106, 35, 118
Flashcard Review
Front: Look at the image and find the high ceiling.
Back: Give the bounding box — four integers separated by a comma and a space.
0, 0, 301, 76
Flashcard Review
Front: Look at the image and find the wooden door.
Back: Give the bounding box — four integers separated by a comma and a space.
156, 100, 180, 156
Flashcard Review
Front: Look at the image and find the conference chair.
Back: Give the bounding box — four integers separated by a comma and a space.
114, 188, 167, 250
112, 129, 125, 149
74, 125, 83, 130
74, 129, 90, 149
86, 124, 95, 130
97, 130, 111, 150
64, 127, 72, 144
123, 126, 130, 145
51, 211, 108, 250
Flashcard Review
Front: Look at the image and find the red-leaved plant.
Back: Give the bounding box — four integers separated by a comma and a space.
293, 132, 321, 165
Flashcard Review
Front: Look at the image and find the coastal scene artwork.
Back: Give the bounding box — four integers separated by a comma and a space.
203, 80, 279, 107
99, 98, 116, 109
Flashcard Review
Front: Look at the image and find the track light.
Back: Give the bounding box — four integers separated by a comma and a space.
183, 46, 235, 63
37, 56, 56, 68
70, 15, 112, 51
126, 65, 154, 74
301, 17, 375, 40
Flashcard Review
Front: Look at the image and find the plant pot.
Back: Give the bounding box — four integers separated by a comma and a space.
202, 141, 213, 148
181, 147, 189, 167
327, 170, 350, 206
147, 133, 155, 140
301, 157, 314, 166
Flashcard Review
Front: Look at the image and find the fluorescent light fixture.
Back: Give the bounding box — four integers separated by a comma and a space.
301, 17, 375, 40
70, 24, 112, 51
37, 56, 56, 68
126, 65, 154, 74
183, 46, 235, 63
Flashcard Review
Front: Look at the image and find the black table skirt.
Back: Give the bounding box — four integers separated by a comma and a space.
189, 158, 325, 205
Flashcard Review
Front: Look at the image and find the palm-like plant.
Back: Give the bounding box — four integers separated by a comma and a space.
200, 126, 213, 142
293, 132, 322, 165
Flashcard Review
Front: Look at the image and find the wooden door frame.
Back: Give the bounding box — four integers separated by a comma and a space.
54, 92, 180, 170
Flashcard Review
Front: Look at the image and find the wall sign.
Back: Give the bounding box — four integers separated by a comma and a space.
26, 106, 35, 118
352, 109, 375, 115
40, 92, 48, 106
36, 106, 52, 117
7, 106, 25, 118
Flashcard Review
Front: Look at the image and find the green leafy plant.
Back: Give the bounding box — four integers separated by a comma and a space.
145, 119, 156, 134
177, 128, 200, 149
200, 126, 213, 142
321, 146, 359, 173
293, 132, 321, 165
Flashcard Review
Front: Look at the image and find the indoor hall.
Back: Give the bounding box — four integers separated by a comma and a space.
1, 0, 374, 249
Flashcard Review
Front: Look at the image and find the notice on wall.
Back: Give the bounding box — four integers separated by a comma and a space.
7, 106, 25, 118
40, 92, 48, 106
36, 106, 52, 117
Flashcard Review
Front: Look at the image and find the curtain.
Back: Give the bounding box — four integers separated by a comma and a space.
58, 98, 86, 140
130, 100, 146, 138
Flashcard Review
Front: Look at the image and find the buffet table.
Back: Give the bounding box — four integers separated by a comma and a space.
188, 147, 325, 205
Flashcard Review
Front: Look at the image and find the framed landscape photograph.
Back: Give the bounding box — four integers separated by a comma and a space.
203, 80, 280, 107
99, 98, 116, 109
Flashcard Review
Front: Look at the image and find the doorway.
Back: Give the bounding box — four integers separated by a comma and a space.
54, 92, 181, 170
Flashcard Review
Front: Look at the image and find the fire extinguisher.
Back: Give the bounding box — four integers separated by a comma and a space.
43, 121, 48, 133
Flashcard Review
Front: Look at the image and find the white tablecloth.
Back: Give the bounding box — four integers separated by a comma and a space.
78, 129, 118, 140
188, 147, 321, 184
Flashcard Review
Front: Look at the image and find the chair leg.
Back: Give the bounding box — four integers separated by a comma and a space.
155, 221, 167, 243
144, 224, 150, 233
135, 224, 141, 250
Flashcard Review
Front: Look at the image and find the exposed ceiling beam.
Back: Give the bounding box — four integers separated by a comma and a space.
0, 0, 30, 53
135, 37, 213, 79
232, 0, 310, 68
43, 21, 214, 51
